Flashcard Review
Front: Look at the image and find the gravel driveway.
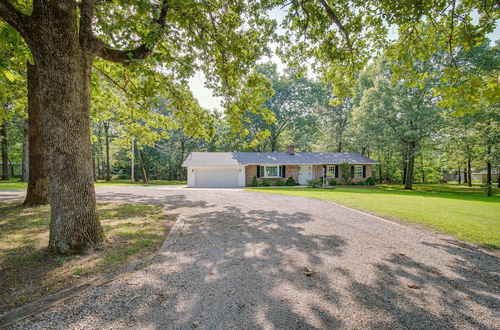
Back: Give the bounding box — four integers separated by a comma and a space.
3, 186, 499, 329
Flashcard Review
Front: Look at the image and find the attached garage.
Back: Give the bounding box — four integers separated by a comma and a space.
187, 165, 245, 188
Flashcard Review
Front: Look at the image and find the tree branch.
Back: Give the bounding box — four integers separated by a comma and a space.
79, 0, 95, 48
317, 0, 353, 53
94, 0, 169, 63
0, 0, 30, 39
95, 42, 154, 63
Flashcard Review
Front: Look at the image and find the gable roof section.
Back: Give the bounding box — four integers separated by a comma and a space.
182, 152, 377, 167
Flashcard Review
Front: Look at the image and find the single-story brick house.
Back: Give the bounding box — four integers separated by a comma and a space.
182, 146, 377, 188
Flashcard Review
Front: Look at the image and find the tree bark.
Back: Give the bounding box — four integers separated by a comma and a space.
21, 119, 29, 182
377, 150, 383, 184
402, 149, 407, 185
23, 63, 49, 205
457, 165, 461, 184
96, 124, 102, 180
420, 154, 425, 184
486, 160, 492, 196
131, 139, 135, 183
138, 149, 148, 184
92, 144, 97, 182
104, 120, 111, 181
464, 164, 468, 184
467, 156, 472, 187
270, 136, 277, 152
404, 141, 416, 190
486, 145, 492, 196
26, 4, 104, 253
1, 121, 9, 181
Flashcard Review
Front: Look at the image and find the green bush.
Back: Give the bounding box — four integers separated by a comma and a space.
262, 179, 270, 186
251, 175, 258, 187
356, 181, 366, 185
307, 179, 322, 188
116, 173, 131, 180
276, 178, 285, 186
329, 178, 338, 185
286, 176, 297, 186
365, 176, 376, 186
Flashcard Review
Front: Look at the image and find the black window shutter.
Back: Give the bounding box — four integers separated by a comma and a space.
351, 166, 354, 177
282, 165, 286, 178
323, 165, 326, 177
257, 165, 261, 178
363, 165, 366, 178
335, 165, 339, 178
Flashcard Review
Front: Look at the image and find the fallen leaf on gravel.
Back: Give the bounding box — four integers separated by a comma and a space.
192, 321, 200, 328
302, 267, 317, 276
407, 284, 422, 289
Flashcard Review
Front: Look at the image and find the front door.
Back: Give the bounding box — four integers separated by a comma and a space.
299, 165, 312, 184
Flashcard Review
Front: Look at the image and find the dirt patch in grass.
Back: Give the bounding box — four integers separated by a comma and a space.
0, 202, 176, 313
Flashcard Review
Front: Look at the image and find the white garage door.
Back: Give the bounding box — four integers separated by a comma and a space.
195, 167, 239, 187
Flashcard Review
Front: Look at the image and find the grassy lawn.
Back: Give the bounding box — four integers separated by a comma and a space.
0, 178, 186, 190
247, 184, 500, 249
0, 202, 176, 312
0, 178, 27, 190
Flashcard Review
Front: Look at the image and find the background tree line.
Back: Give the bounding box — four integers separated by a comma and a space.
3, 40, 498, 188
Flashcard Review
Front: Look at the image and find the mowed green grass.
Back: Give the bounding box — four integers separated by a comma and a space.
0, 178, 27, 190
0, 178, 186, 190
247, 184, 500, 249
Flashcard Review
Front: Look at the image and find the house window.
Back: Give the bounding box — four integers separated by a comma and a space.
354, 165, 363, 178
326, 165, 336, 177
259, 165, 282, 178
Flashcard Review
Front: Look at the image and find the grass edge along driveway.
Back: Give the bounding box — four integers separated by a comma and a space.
246, 184, 500, 250
0, 179, 186, 190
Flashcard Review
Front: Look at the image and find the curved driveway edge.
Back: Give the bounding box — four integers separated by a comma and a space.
2, 186, 499, 329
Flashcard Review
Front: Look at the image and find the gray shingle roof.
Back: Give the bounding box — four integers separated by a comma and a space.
182, 152, 377, 166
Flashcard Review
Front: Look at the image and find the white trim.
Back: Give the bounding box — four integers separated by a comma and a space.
259, 165, 283, 178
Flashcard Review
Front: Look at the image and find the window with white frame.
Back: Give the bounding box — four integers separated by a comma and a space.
353, 165, 363, 178
259, 165, 282, 178
326, 165, 336, 177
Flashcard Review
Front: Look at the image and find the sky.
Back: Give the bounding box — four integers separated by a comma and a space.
188, 10, 500, 112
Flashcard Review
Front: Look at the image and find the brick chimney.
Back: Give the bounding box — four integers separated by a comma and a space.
287, 145, 295, 155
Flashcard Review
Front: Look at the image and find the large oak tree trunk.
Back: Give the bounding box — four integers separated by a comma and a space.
404, 141, 416, 190
1, 121, 9, 181
31, 5, 104, 253
24, 63, 49, 205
